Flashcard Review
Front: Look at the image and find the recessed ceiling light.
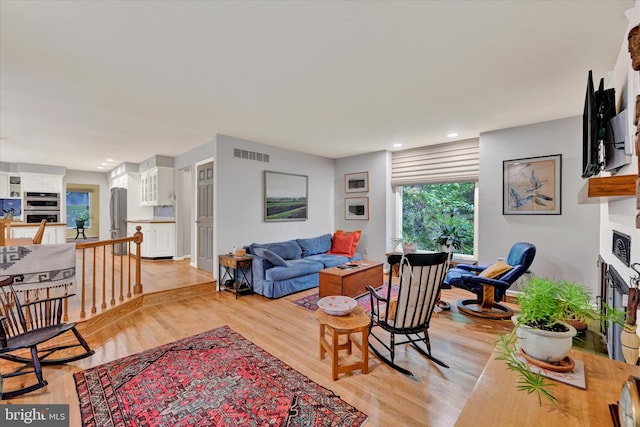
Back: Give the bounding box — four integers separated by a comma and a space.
97, 166, 104, 170
447, 133, 459, 138
106, 158, 115, 162
393, 143, 402, 148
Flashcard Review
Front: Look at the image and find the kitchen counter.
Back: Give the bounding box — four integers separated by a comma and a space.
1, 219, 66, 245
126, 219, 175, 223
6, 221, 66, 227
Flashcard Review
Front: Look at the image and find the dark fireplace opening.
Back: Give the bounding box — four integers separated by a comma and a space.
606, 264, 629, 361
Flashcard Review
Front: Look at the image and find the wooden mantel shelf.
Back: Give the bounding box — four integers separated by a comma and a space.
578, 174, 638, 204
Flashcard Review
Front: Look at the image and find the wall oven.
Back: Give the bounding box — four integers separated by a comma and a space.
23, 192, 60, 223
24, 211, 60, 224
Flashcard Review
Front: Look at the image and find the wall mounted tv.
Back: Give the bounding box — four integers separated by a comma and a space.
582, 70, 617, 178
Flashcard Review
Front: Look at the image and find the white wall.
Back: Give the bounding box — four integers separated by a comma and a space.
215, 134, 336, 255
335, 151, 391, 263
64, 169, 110, 240
479, 117, 602, 293
600, 1, 640, 287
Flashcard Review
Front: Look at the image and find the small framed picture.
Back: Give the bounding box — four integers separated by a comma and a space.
345, 172, 369, 193
345, 197, 369, 220
503, 154, 562, 215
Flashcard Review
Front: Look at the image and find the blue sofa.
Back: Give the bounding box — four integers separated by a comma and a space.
246, 233, 362, 298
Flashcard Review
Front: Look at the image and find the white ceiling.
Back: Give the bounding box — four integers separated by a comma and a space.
0, 1, 634, 172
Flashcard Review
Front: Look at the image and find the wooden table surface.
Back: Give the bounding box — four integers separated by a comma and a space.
314, 305, 371, 331
318, 260, 384, 298
455, 348, 640, 426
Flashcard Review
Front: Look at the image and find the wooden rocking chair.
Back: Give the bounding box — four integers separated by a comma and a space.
0, 275, 94, 399
367, 252, 450, 376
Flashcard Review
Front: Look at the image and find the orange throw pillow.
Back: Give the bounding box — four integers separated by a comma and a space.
328, 230, 361, 257
335, 229, 361, 257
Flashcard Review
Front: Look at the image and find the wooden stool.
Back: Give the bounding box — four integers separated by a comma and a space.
314, 305, 370, 380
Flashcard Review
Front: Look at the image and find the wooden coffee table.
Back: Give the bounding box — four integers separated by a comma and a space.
318, 260, 384, 298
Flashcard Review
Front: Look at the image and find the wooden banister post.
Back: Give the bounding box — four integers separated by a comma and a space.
133, 226, 143, 295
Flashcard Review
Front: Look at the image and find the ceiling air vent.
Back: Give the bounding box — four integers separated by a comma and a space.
233, 148, 269, 162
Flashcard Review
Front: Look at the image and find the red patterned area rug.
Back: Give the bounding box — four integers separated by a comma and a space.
74, 326, 368, 427
292, 285, 399, 313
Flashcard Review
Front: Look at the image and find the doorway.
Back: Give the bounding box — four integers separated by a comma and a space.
176, 167, 192, 260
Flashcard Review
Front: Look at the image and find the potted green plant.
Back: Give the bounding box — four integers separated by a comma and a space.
434, 215, 464, 253
496, 277, 624, 405
74, 210, 92, 228
391, 228, 423, 253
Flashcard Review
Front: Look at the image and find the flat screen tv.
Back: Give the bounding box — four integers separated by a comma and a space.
582, 71, 599, 178
582, 70, 616, 178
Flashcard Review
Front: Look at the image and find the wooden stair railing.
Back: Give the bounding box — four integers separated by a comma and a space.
72, 226, 143, 320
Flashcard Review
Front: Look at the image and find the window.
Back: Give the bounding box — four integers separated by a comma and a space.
399, 182, 476, 256
66, 191, 91, 228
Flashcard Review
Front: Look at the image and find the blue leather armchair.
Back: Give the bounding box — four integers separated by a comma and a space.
443, 242, 536, 319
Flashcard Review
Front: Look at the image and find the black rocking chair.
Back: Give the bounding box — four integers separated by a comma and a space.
367, 252, 450, 376
0, 275, 95, 399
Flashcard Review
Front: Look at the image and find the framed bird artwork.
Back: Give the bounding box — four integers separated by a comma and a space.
503, 154, 562, 215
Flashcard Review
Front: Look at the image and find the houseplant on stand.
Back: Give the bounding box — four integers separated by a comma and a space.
391, 228, 423, 253
434, 214, 464, 254
74, 210, 91, 228
496, 277, 624, 405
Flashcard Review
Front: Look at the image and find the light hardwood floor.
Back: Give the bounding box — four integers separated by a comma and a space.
2, 259, 517, 427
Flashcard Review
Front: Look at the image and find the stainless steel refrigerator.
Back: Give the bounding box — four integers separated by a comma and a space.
110, 187, 127, 255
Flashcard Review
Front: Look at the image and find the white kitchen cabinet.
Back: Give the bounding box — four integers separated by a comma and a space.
140, 167, 173, 206
21, 173, 63, 193
127, 221, 175, 258
0, 174, 22, 198
9, 224, 65, 244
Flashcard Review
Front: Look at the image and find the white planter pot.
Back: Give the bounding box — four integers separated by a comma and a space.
439, 244, 453, 253
514, 319, 577, 362
403, 243, 417, 253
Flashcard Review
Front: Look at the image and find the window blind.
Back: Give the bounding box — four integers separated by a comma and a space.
391, 138, 479, 186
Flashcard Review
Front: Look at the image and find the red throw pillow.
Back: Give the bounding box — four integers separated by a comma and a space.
337, 229, 361, 256
328, 230, 361, 258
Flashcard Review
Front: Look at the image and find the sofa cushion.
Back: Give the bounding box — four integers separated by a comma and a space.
265, 259, 324, 282
296, 234, 332, 256
305, 253, 350, 268
252, 247, 288, 267
327, 231, 360, 257
249, 240, 302, 260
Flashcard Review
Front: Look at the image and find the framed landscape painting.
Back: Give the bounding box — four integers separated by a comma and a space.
503, 154, 562, 215
345, 197, 369, 220
264, 171, 308, 222
345, 172, 369, 193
